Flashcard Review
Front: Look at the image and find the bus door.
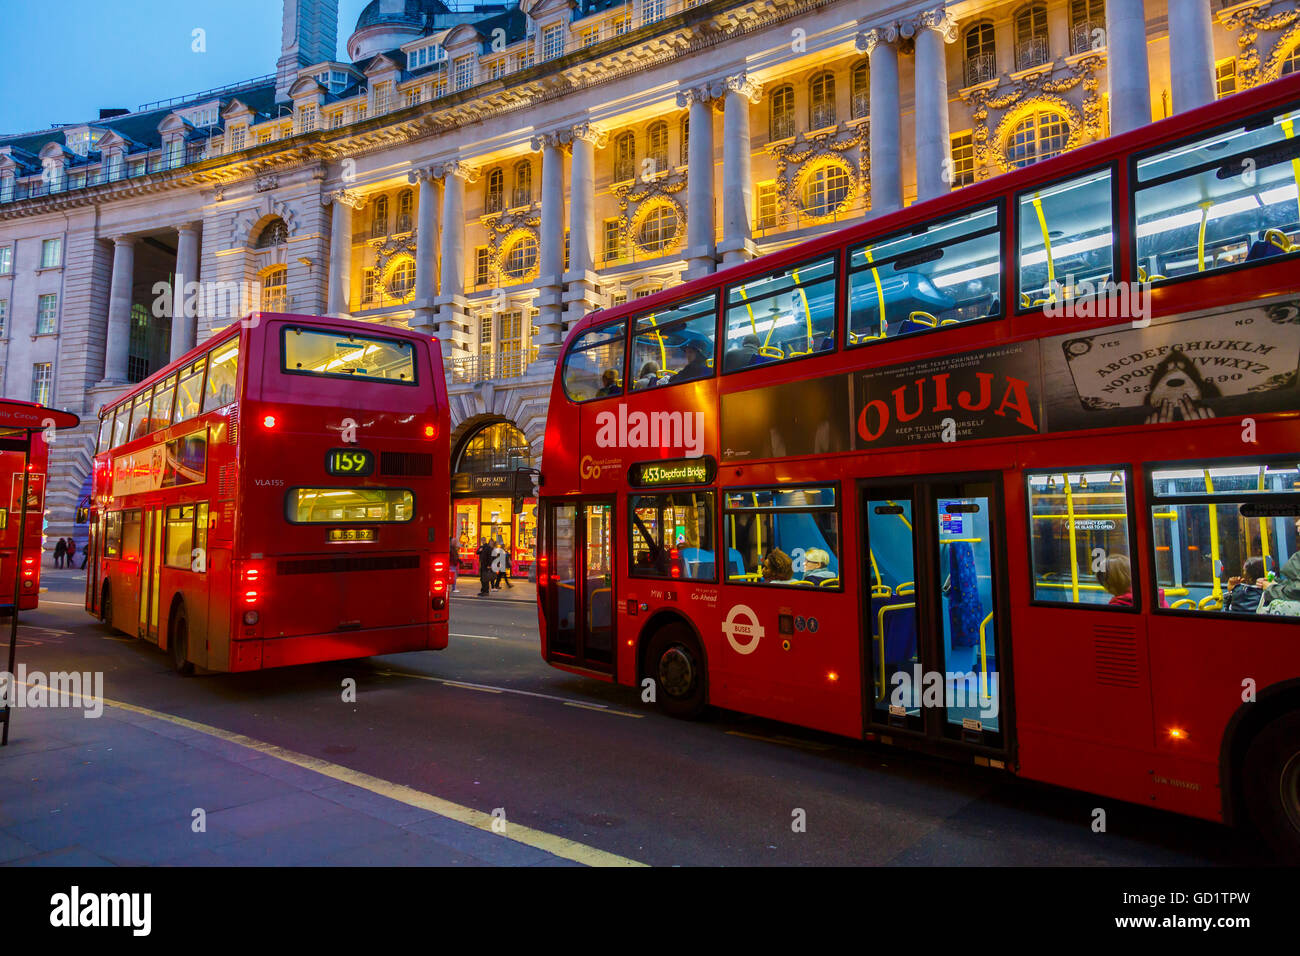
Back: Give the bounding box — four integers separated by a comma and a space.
861, 475, 1008, 752
542, 498, 615, 673
138, 505, 164, 642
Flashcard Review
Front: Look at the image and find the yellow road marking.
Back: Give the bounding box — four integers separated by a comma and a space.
19, 683, 645, 868
564, 701, 644, 718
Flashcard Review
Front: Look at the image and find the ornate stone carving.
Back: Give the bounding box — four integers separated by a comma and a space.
676, 83, 724, 109
766, 122, 869, 222
483, 205, 541, 283
230, 196, 297, 249
327, 189, 367, 209
856, 24, 899, 54
372, 232, 419, 298
723, 73, 763, 103
1219, 1, 1300, 87
569, 122, 609, 148
435, 160, 479, 183
254, 174, 279, 192
612, 171, 688, 256
914, 7, 958, 42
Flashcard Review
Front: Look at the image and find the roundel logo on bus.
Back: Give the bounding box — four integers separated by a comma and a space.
722, 604, 764, 655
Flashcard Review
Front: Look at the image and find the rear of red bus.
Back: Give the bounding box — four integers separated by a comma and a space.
228, 314, 450, 670
0, 428, 47, 612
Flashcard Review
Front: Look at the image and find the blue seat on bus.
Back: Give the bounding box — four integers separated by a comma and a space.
880, 603, 918, 679
679, 547, 714, 580
727, 548, 746, 578
947, 541, 983, 648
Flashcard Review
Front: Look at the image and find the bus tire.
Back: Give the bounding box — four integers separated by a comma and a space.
1243, 710, 1300, 860
169, 604, 195, 676
100, 583, 113, 629
645, 623, 707, 720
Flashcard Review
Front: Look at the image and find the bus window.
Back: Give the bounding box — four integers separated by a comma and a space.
111, 404, 129, 448
1149, 460, 1300, 616
196, 502, 209, 557
164, 505, 196, 568
562, 321, 625, 402
97, 412, 113, 453
174, 358, 206, 423
286, 488, 414, 523
150, 374, 178, 431
129, 390, 154, 441
1135, 106, 1300, 282
1017, 167, 1114, 308
629, 294, 717, 390
725, 256, 836, 368
629, 491, 715, 581
203, 340, 239, 412
120, 509, 142, 562
282, 326, 417, 384
722, 484, 840, 587
104, 510, 123, 557
1027, 470, 1134, 606
848, 207, 1000, 344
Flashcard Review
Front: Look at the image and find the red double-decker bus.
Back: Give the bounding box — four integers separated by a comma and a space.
85, 313, 451, 673
538, 73, 1300, 852
0, 408, 49, 612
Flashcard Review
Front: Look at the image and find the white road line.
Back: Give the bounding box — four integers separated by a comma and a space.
450, 632, 499, 641
377, 668, 640, 716
39, 600, 86, 607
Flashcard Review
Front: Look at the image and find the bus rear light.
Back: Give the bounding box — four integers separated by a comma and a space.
423, 424, 437, 438
243, 610, 260, 625
262, 415, 277, 429
433, 580, 445, 593
433, 559, 446, 573
243, 590, 259, 605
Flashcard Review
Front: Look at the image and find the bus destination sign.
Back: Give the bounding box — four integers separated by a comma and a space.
326, 448, 375, 477
629, 456, 715, 488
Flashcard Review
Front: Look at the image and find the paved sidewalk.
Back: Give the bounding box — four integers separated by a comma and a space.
0, 696, 579, 866
450, 580, 536, 604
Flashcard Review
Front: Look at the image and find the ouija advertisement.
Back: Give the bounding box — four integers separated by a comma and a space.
720, 296, 1300, 461
111, 431, 208, 497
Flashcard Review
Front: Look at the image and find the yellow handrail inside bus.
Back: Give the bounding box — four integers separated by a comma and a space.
1031, 193, 1056, 303
865, 246, 886, 340
1264, 228, 1295, 253
1258, 470, 1271, 569
1032, 512, 1129, 520
897, 581, 915, 596
868, 548, 882, 589
1204, 469, 1223, 601
886, 500, 912, 531
645, 313, 667, 371
1035, 580, 1107, 591
1282, 118, 1300, 223
876, 602, 917, 702
907, 311, 937, 328
786, 268, 815, 356
1063, 473, 1080, 602
872, 584, 892, 598
978, 611, 994, 702
1137, 264, 1167, 283
1171, 598, 1195, 609
1197, 201, 1213, 272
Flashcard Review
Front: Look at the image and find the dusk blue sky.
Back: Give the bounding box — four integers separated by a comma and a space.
0, 0, 373, 135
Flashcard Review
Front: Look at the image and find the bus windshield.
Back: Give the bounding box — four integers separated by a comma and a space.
281, 325, 417, 384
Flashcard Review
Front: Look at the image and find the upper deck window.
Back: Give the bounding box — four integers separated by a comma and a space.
148, 374, 178, 433
175, 357, 206, 423
562, 321, 626, 402
281, 326, 416, 386
204, 340, 240, 412
847, 207, 999, 345
129, 390, 153, 442
629, 294, 717, 390
1017, 167, 1114, 308
1134, 105, 1300, 282
725, 256, 836, 369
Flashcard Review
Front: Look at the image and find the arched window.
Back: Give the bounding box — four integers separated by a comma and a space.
455, 420, 533, 473
396, 188, 413, 232
261, 266, 287, 311
636, 203, 680, 253
502, 234, 539, 280
1282, 44, 1300, 75
1006, 109, 1070, 167
801, 162, 851, 217
486, 167, 504, 214
512, 159, 532, 207
388, 257, 415, 298
1015, 5, 1050, 71
851, 62, 869, 119
809, 72, 836, 130
646, 121, 668, 175
371, 195, 389, 238
964, 23, 997, 86
679, 115, 690, 166
1069, 0, 1106, 55
613, 132, 635, 181
770, 84, 795, 141
254, 217, 288, 248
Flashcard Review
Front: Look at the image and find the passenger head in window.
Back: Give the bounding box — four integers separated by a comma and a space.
637, 362, 660, 389
802, 548, 835, 583
596, 369, 622, 397
1226, 556, 1266, 613
725, 334, 762, 371
761, 548, 794, 582
1096, 554, 1133, 605
1264, 517, 1300, 606
1142, 350, 1220, 424
672, 334, 712, 382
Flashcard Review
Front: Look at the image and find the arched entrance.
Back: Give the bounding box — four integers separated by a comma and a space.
451, 420, 538, 575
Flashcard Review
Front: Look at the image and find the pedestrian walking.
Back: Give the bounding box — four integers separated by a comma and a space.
53, 537, 66, 569
80, 543, 88, 570
491, 543, 512, 590
476, 539, 494, 596
449, 535, 460, 593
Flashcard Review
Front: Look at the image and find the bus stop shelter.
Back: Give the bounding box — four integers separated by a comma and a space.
0, 399, 80, 746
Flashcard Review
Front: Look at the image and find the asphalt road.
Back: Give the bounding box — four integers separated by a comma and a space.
7, 566, 1274, 865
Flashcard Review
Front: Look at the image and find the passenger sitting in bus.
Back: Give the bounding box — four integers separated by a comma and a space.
636, 362, 660, 389
724, 334, 762, 371
596, 369, 622, 397
672, 337, 712, 382
1264, 517, 1300, 605
761, 548, 795, 583
1096, 554, 1169, 607
1225, 557, 1266, 613
802, 548, 836, 584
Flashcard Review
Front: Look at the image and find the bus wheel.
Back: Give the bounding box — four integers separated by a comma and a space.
646, 623, 707, 720
169, 605, 195, 676
1243, 711, 1300, 860
100, 584, 113, 628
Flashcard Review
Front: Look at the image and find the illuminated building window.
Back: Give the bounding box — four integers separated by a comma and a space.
756, 181, 779, 230
809, 72, 836, 129
512, 159, 532, 207
475, 247, 492, 286
801, 162, 851, 217
679, 115, 689, 166
1282, 45, 1300, 75
37, 294, 58, 333
31, 362, 52, 406
363, 268, 377, 303
646, 121, 668, 175
1015, 4, 1050, 71
371, 195, 389, 238
486, 168, 504, 213
603, 219, 622, 262
502, 235, 539, 280
951, 132, 975, 187
1215, 58, 1237, 97
851, 62, 869, 119
1006, 109, 1069, 167
964, 22, 996, 86
636, 203, 680, 253
770, 84, 795, 141
387, 258, 415, 298
396, 189, 413, 233
261, 266, 287, 311
1069, 0, 1105, 55
613, 131, 635, 181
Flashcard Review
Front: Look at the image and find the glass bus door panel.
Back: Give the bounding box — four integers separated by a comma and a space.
138, 509, 154, 639
865, 493, 922, 730
932, 485, 1001, 737
583, 503, 614, 667
149, 507, 164, 640
543, 500, 614, 672
547, 504, 578, 657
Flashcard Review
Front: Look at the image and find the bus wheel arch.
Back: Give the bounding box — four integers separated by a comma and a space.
637, 611, 709, 719
167, 595, 195, 676
1222, 678, 1300, 857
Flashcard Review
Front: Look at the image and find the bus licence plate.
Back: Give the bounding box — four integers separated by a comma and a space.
328, 528, 377, 543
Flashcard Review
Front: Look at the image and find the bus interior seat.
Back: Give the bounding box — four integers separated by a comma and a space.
587, 582, 612, 624
679, 547, 714, 580
879, 603, 918, 677
727, 548, 746, 578
946, 540, 983, 648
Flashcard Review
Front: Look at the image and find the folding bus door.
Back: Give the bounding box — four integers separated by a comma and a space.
542, 498, 615, 674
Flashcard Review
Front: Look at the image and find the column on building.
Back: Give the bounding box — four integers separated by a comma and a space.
677, 85, 719, 279
325, 188, 362, 317
1105, 0, 1152, 134
859, 25, 902, 215
409, 166, 440, 333
100, 236, 134, 384
719, 72, 762, 268
563, 122, 608, 328
531, 132, 567, 356
1168, 0, 1216, 113
435, 161, 476, 353
169, 222, 201, 362
913, 8, 958, 203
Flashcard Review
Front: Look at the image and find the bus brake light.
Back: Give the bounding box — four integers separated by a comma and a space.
243, 590, 259, 605
424, 424, 437, 438
262, 415, 277, 429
